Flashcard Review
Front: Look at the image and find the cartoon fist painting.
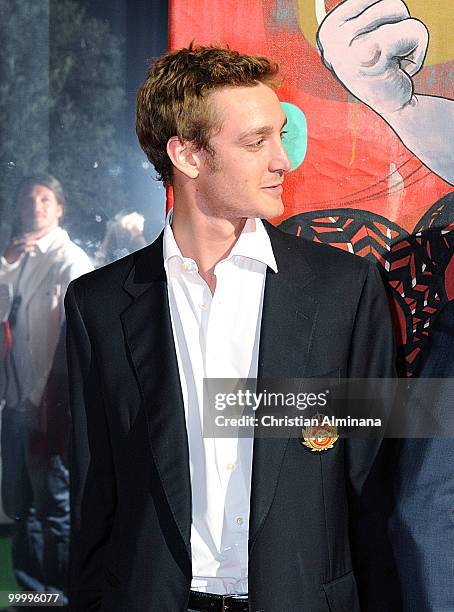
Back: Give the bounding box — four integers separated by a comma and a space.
317, 0, 454, 185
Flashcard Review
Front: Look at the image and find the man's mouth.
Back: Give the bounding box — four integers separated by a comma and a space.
262, 184, 283, 195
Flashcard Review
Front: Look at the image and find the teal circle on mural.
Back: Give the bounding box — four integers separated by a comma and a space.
280, 101, 307, 172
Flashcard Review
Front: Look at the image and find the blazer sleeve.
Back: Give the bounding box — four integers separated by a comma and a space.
344, 263, 402, 611
65, 280, 117, 611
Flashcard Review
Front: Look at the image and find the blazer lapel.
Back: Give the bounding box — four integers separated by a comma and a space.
120, 234, 192, 571
249, 224, 319, 550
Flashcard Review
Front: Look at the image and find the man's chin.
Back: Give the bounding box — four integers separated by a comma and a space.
21, 223, 51, 236
20, 224, 39, 234
259, 198, 284, 220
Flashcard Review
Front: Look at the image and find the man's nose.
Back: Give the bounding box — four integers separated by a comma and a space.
32, 198, 44, 212
270, 139, 292, 175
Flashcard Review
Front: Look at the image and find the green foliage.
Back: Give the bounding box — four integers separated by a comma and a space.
0, 0, 50, 233
0, 0, 129, 242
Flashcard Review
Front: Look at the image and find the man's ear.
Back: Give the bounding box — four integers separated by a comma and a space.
167, 137, 200, 179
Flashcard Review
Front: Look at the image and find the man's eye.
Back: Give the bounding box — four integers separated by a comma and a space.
280, 130, 288, 139
249, 139, 265, 148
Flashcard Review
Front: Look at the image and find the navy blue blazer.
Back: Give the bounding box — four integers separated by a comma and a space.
392, 300, 454, 611
65, 223, 400, 611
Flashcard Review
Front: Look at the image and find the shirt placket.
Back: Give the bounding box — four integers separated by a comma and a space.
207, 263, 249, 582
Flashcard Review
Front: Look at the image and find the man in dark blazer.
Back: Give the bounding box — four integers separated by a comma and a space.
65, 45, 399, 611
391, 300, 454, 611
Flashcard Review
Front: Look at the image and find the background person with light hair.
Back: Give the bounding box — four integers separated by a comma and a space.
95, 211, 147, 267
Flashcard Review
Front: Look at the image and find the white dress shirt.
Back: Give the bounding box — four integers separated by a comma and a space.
0, 226, 93, 408
163, 214, 277, 595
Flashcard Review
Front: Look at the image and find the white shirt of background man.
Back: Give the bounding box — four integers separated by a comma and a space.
0, 226, 93, 408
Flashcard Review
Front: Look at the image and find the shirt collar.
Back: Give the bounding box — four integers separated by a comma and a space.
163, 209, 182, 265
34, 226, 66, 254
163, 209, 278, 273
228, 217, 278, 272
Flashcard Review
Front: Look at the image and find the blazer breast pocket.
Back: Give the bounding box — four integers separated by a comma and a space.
296, 367, 341, 401
306, 367, 341, 380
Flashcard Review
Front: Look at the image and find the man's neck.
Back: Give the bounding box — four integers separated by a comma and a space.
171, 203, 247, 295
20, 223, 59, 241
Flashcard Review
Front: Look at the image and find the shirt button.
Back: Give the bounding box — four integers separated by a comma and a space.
181, 261, 195, 272
235, 516, 244, 526
226, 463, 236, 471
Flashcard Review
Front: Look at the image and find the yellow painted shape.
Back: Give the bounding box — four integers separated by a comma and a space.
407, 0, 454, 66
296, 0, 454, 66
295, 0, 322, 49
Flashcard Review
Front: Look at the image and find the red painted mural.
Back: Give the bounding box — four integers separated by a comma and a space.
169, 0, 454, 375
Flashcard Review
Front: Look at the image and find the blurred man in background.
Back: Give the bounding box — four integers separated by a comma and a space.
0, 174, 92, 598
